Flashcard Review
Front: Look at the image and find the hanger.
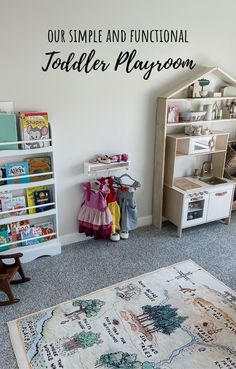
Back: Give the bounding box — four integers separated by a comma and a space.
118, 173, 136, 181
114, 173, 141, 189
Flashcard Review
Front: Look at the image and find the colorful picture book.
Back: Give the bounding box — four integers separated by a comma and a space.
0, 191, 13, 211
10, 220, 30, 242
0, 230, 10, 245
35, 221, 54, 241
0, 114, 18, 150
18, 112, 50, 149
5, 161, 29, 184
0, 219, 55, 249
25, 156, 51, 182
1, 196, 26, 217
34, 190, 51, 212
21, 226, 43, 246
26, 186, 47, 214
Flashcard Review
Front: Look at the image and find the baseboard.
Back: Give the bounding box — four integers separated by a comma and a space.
137, 215, 153, 227
60, 215, 153, 246
60, 232, 92, 246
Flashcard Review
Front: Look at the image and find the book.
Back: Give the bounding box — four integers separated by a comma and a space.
0, 224, 11, 233
5, 161, 29, 184
0, 230, 10, 245
10, 220, 30, 242
21, 226, 42, 246
0, 114, 18, 150
26, 186, 47, 214
34, 190, 51, 212
25, 156, 51, 182
0, 167, 6, 186
35, 221, 54, 241
0, 227, 12, 251
18, 112, 50, 149
1, 196, 27, 217
0, 191, 13, 211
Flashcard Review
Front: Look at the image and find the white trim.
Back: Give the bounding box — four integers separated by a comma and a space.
60, 215, 153, 246
60, 232, 93, 246
137, 215, 152, 227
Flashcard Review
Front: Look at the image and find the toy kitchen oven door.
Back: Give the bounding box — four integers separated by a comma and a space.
182, 190, 209, 228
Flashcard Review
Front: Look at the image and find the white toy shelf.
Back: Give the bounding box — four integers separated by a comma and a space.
84, 160, 130, 176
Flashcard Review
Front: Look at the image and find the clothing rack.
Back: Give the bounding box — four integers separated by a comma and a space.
84, 161, 130, 176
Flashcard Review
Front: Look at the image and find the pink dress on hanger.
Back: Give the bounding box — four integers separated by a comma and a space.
78, 182, 112, 239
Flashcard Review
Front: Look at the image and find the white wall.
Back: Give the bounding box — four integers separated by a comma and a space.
1, 0, 236, 242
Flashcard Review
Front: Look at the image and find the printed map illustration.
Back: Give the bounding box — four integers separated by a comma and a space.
9, 260, 236, 369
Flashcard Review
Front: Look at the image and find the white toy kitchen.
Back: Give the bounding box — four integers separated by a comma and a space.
163, 131, 235, 237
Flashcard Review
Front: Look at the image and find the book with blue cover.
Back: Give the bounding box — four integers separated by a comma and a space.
5, 162, 29, 184
21, 226, 42, 246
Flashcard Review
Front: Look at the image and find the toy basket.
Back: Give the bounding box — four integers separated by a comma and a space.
180, 111, 206, 122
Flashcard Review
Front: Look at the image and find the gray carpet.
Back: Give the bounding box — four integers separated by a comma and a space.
0, 216, 236, 369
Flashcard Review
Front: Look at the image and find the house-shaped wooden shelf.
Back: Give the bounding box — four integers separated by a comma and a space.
153, 66, 236, 230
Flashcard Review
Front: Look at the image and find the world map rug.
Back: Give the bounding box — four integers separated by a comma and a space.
8, 259, 236, 369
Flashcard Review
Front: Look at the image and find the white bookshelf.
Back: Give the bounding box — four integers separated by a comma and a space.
0, 130, 61, 263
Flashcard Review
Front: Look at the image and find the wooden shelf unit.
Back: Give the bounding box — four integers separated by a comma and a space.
153, 66, 236, 229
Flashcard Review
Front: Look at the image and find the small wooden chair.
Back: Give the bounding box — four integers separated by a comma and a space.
0, 253, 30, 306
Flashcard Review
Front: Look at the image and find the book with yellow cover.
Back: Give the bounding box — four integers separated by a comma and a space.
26, 186, 47, 214
18, 112, 50, 149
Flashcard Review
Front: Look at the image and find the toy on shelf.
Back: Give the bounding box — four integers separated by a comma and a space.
89, 154, 128, 164
84, 154, 130, 176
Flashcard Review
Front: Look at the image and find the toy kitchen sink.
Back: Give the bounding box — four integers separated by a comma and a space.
199, 176, 227, 185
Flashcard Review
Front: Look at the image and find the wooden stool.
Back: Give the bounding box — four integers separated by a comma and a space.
0, 253, 30, 306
